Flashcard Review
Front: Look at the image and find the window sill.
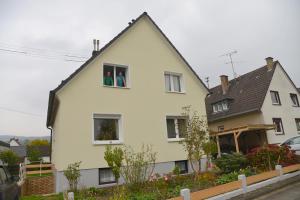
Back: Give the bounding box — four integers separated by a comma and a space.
103, 85, 130, 89
166, 91, 186, 94
272, 103, 281, 106
93, 140, 123, 145
275, 132, 284, 135
99, 182, 117, 187
167, 138, 185, 142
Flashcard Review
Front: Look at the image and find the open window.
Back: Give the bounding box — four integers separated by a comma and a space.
270, 91, 281, 105
103, 64, 128, 88
290, 93, 299, 107
273, 118, 284, 135
93, 114, 122, 144
295, 119, 300, 133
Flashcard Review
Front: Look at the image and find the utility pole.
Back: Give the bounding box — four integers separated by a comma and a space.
221, 50, 238, 79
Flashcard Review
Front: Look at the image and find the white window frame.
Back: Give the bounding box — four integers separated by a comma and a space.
103, 63, 130, 88
166, 116, 187, 142
270, 91, 281, 105
164, 72, 185, 93
273, 118, 284, 135
295, 119, 300, 134
290, 93, 299, 107
213, 101, 228, 113
92, 113, 123, 145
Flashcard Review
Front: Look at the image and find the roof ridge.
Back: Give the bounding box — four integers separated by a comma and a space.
209, 61, 278, 90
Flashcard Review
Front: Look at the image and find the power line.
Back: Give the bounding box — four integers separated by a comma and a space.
0, 106, 44, 118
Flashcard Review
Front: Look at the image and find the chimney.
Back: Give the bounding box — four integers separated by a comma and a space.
92, 39, 100, 56
265, 57, 274, 71
220, 75, 229, 94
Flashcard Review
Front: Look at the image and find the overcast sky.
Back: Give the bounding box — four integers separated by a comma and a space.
0, 0, 299, 137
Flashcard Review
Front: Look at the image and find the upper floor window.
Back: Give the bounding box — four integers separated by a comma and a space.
270, 91, 281, 105
295, 119, 300, 133
93, 114, 122, 144
166, 116, 187, 140
273, 118, 284, 135
103, 64, 128, 88
164, 72, 183, 93
290, 93, 299, 107
212, 101, 228, 113
218, 125, 224, 132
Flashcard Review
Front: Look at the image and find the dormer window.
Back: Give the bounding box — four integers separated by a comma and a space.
212, 100, 229, 113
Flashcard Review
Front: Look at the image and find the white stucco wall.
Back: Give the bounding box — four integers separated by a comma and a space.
261, 63, 300, 144
51, 15, 208, 171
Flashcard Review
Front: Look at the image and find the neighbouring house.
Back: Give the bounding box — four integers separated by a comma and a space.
10, 145, 50, 164
206, 57, 300, 155
47, 12, 208, 192
9, 138, 21, 147
0, 141, 10, 152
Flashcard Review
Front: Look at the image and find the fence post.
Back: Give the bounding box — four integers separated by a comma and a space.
275, 165, 283, 180
67, 192, 74, 200
180, 188, 190, 200
238, 174, 247, 193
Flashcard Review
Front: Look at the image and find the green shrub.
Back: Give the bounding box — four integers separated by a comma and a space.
104, 146, 123, 183
63, 161, 81, 192
214, 153, 247, 173
0, 150, 19, 165
247, 144, 297, 172
215, 168, 254, 185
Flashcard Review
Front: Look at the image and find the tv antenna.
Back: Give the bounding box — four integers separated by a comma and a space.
205, 77, 210, 89
220, 50, 238, 79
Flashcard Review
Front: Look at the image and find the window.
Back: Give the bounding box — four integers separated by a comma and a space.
175, 160, 188, 174
290, 93, 299, 107
99, 168, 116, 185
273, 118, 284, 134
103, 64, 128, 87
93, 114, 121, 144
212, 101, 229, 113
218, 126, 224, 132
295, 119, 300, 133
164, 73, 183, 93
270, 91, 281, 105
166, 117, 187, 140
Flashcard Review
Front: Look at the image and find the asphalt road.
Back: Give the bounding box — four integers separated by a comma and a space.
252, 180, 300, 200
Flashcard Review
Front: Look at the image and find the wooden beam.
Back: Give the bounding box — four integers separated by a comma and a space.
216, 135, 221, 157
233, 132, 239, 153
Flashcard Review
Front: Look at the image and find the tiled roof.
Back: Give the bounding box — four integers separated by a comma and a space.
205, 62, 278, 123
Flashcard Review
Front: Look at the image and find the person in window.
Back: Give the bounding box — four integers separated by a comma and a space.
116, 71, 126, 87
104, 71, 114, 86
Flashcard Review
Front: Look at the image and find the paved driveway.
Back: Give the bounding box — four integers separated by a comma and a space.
252, 180, 300, 200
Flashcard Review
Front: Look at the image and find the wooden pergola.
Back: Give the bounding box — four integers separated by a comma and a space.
210, 124, 276, 156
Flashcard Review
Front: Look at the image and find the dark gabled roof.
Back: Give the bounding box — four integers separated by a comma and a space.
0, 141, 9, 148
205, 62, 278, 123
46, 12, 208, 127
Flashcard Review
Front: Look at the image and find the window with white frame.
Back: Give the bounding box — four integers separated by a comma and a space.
93, 114, 121, 143
164, 73, 183, 93
175, 160, 188, 174
212, 101, 229, 113
273, 118, 284, 134
218, 125, 224, 132
270, 91, 281, 105
166, 117, 187, 139
103, 64, 128, 87
99, 168, 116, 185
295, 119, 300, 133
290, 93, 299, 107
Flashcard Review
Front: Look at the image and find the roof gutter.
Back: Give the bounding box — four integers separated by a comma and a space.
208, 109, 261, 123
